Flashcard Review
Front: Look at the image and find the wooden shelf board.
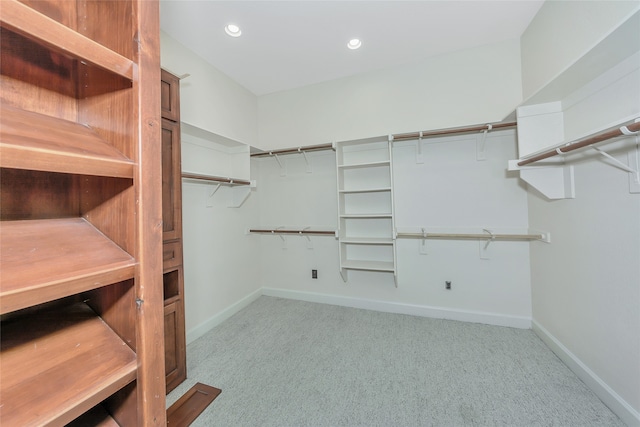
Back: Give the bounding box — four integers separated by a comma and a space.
0, 302, 137, 426
0, 105, 134, 178
0, 0, 133, 80
0, 217, 136, 314
341, 260, 395, 272
167, 382, 222, 427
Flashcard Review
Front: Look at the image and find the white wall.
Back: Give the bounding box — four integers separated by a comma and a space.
520, 1, 639, 101
520, 4, 640, 423
254, 38, 529, 326
256, 130, 532, 328
527, 140, 640, 423
180, 178, 261, 343
160, 31, 258, 146
394, 130, 531, 321
161, 32, 262, 342
257, 39, 523, 150
254, 150, 341, 294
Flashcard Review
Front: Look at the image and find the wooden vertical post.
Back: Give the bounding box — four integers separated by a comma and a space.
133, 0, 166, 424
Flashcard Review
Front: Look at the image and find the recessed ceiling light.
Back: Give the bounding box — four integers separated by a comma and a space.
225, 24, 241, 37
347, 39, 362, 50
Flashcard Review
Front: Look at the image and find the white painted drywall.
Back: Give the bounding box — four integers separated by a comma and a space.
255, 130, 532, 326
520, 1, 640, 101
527, 138, 640, 420
180, 173, 261, 342
160, 31, 258, 146
161, 32, 262, 342
520, 6, 640, 420
257, 39, 523, 150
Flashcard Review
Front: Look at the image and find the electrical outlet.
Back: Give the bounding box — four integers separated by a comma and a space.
312, 269, 318, 279
445, 281, 452, 290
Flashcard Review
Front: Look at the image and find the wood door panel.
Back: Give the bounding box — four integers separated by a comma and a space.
161, 118, 182, 242
164, 297, 186, 393
161, 69, 180, 122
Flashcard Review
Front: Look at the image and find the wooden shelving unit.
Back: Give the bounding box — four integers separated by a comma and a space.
0, 0, 165, 425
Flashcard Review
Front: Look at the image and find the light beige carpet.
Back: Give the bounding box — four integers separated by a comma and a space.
168, 296, 623, 427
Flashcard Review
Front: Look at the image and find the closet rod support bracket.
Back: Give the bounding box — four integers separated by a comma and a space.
301, 226, 313, 249
417, 132, 424, 163
299, 148, 312, 173
271, 153, 287, 176
476, 124, 492, 161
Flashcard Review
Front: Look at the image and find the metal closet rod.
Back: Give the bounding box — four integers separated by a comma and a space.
251, 143, 335, 158
181, 172, 251, 186
518, 119, 640, 167
249, 228, 336, 236
391, 121, 517, 142
397, 232, 543, 241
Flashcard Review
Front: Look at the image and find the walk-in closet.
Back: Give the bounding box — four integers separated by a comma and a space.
1, 1, 638, 425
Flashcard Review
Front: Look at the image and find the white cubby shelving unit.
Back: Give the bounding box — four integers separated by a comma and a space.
336, 136, 397, 286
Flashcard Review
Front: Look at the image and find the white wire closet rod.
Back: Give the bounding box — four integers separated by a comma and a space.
391, 121, 517, 142
251, 143, 335, 158
181, 172, 251, 186
249, 228, 336, 236
397, 232, 543, 241
518, 118, 640, 167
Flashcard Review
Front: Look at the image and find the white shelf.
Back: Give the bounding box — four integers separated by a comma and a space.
511, 11, 640, 200
181, 122, 250, 182
340, 260, 395, 272
339, 187, 391, 194
340, 213, 392, 219
338, 160, 390, 169
340, 237, 394, 245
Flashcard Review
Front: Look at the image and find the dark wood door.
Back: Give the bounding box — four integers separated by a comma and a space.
164, 281, 186, 393
162, 118, 182, 242
161, 70, 180, 122
161, 69, 187, 393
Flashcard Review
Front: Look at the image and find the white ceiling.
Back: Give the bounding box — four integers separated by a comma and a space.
160, 1, 544, 96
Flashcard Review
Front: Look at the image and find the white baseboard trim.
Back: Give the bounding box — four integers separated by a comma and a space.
261, 287, 531, 329
186, 288, 262, 345
532, 320, 640, 427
